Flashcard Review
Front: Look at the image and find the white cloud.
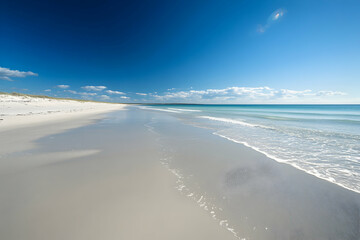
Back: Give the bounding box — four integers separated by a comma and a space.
136, 93, 147, 96
257, 8, 286, 33
151, 86, 346, 103
44, 89, 51, 92
57, 84, 70, 89
66, 90, 77, 94
120, 96, 129, 99
81, 86, 107, 91
316, 91, 346, 97
80, 92, 97, 96
106, 90, 125, 95
99, 95, 110, 100
0, 67, 38, 81
65, 90, 97, 96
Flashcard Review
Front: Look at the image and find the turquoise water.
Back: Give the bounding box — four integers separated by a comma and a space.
139, 104, 360, 193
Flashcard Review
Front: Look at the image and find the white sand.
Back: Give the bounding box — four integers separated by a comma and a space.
0, 98, 236, 240
0, 94, 125, 132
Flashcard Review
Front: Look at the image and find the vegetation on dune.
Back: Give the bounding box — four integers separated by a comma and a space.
0, 91, 123, 104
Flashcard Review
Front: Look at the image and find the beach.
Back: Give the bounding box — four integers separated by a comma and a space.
2, 1, 359, 239
1, 97, 359, 240
0, 93, 125, 132
0, 96, 236, 240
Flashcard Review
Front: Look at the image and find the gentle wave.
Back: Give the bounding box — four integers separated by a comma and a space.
140, 104, 360, 194
139, 106, 201, 113
198, 116, 272, 129
254, 115, 360, 124
138, 106, 182, 113
167, 108, 202, 112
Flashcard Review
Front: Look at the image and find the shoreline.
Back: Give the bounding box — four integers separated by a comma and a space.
214, 132, 360, 195
1, 105, 359, 239
147, 109, 360, 239
139, 104, 360, 195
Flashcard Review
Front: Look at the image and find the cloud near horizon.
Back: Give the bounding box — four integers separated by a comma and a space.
61, 87, 129, 101
99, 95, 110, 100
81, 85, 107, 91
257, 8, 286, 33
106, 90, 125, 95
150, 87, 346, 103
66, 90, 97, 96
0, 67, 38, 81
57, 84, 70, 89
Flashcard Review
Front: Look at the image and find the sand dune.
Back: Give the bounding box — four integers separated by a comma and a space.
0, 93, 125, 131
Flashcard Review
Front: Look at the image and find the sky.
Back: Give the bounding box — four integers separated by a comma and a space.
1, 0, 360, 103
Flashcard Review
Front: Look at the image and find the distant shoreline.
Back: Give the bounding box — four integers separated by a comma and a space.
2, 92, 359, 105
140, 103, 360, 106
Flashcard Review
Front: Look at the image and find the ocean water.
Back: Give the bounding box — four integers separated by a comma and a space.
139, 104, 360, 193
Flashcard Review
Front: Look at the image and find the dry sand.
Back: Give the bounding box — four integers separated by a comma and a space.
0, 93, 125, 132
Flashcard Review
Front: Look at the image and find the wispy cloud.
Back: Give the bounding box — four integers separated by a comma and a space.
257, 8, 286, 33
57, 84, 70, 89
44, 89, 51, 92
0, 67, 38, 81
66, 90, 77, 94
150, 87, 346, 103
106, 90, 125, 95
66, 90, 97, 96
99, 95, 110, 100
81, 92, 97, 96
81, 85, 107, 91
136, 93, 147, 96
120, 96, 129, 99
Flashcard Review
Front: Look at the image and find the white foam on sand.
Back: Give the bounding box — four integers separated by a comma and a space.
144, 118, 246, 239
159, 156, 244, 239
213, 132, 360, 194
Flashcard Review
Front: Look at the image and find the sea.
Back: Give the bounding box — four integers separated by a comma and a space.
139, 104, 360, 193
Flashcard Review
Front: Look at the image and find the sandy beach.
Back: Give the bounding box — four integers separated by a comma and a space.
0, 93, 125, 132
1, 96, 359, 240
0, 96, 236, 240
2, 1, 359, 239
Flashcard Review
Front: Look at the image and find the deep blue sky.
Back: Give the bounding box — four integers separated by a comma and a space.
1, 0, 359, 103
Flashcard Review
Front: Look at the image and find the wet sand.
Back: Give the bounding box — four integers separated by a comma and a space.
0, 108, 235, 240
1, 107, 359, 240
148, 108, 360, 240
